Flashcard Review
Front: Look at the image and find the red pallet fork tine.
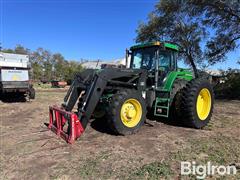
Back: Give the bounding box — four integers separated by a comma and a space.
48, 105, 84, 144
55, 110, 60, 135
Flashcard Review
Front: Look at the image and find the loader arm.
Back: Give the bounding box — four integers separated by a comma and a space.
64, 68, 147, 128
48, 68, 147, 143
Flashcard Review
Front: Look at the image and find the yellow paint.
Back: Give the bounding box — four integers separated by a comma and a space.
196, 88, 211, 120
12, 75, 20, 81
153, 41, 161, 46
120, 98, 142, 128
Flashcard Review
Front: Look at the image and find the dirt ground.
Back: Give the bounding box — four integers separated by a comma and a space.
0, 90, 240, 180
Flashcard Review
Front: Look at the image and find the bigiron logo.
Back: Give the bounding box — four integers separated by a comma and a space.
181, 161, 237, 179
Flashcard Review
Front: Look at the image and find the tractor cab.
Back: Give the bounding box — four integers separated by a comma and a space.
127, 41, 179, 88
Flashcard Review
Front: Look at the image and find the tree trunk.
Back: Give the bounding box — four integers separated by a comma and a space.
187, 55, 198, 78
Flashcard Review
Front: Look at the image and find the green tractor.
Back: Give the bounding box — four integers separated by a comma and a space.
48, 41, 214, 143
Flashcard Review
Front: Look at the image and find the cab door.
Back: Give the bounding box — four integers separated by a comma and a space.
157, 50, 176, 87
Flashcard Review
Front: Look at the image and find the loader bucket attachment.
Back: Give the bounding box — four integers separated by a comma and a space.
48, 105, 84, 144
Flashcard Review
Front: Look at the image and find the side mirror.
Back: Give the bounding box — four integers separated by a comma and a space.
125, 49, 131, 68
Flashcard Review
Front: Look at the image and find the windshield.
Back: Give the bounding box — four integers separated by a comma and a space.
130, 47, 172, 70
130, 47, 158, 70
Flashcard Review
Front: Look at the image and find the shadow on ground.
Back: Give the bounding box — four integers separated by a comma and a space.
90, 113, 186, 135
0, 93, 27, 103
90, 118, 116, 135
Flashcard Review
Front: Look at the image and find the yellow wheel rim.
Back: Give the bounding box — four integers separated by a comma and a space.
196, 88, 211, 120
120, 98, 142, 128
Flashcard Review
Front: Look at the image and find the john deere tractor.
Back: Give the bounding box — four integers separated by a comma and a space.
48, 41, 214, 143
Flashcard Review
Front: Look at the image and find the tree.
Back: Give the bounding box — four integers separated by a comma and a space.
1, 44, 29, 54
64, 61, 83, 84
188, 0, 240, 64
14, 44, 29, 55
30, 48, 52, 81
1, 48, 14, 53
136, 0, 207, 76
136, 0, 240, 71
214, 69, 240, 99
1, 44, 84, 82
52, 53, 68, 80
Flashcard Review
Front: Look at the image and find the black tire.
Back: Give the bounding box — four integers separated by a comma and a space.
29, 87, 35, 99
107, 89, 146, 135
169, 79, 188, 122
93, 103, 107, 119
181, 78, 214, 128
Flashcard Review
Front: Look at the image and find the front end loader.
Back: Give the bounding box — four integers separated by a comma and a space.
48, 42, 214, 143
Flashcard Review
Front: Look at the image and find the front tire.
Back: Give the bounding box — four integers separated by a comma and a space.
107, 89, 146, 135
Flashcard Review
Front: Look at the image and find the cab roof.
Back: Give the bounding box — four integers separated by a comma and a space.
130, 41, 179, 51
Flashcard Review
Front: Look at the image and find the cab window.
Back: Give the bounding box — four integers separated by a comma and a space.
158, 51, 171, 71
131, 47, 158, 70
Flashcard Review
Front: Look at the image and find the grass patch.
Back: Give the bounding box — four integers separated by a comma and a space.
61, 135, 239, 179
170, 134, 240, 179
173, 135, 240, 164
130, 162, 173, 180
48, 151, 112, 179
34, 83, 52, 89
78, 158, 99, 177
75, 152, 114, 179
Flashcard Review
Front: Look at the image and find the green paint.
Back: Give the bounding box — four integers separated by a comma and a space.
161, 70, 193, 91
164, 42, 179, 51
100, 93, 113, 101
130, 42, 160, 50
154, 69, 193, 117
162, 72, 179, 91
130, 41, 179, 51
154, 98, 170, 117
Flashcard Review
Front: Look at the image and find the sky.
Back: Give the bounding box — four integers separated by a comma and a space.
0, 0, 239, 70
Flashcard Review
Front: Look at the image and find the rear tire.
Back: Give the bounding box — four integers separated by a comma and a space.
29, 87, 35, 99
107, 89, 146, 135
169, 79, 187, 122
181, 78, 214, 128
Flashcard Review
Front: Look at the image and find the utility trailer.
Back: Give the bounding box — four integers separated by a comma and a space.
0, 52, 35, 99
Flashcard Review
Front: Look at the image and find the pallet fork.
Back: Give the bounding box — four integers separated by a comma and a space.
48, 105, 84, 144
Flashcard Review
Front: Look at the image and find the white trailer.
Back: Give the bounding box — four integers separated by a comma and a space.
0, 52, 35, 99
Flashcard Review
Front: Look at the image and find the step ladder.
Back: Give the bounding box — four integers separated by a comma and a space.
154, 98, 170, 117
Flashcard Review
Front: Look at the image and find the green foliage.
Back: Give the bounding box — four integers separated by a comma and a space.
14, 44, 30, 54
188, 0, 240, 64
136, 0, 240, 69
30, 48, 52, 81
214, 69, 240, 99
52, 53, 67, 80
136, 0, 207, 75
2, 45, 83, 83
64, 61, 83, 84
33, 83, 52, 89
31, 62, 43, 80
2, 44, 29, 54
1, 49, 15, 53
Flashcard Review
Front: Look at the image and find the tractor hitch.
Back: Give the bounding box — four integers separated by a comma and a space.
48, 105, 84, 144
